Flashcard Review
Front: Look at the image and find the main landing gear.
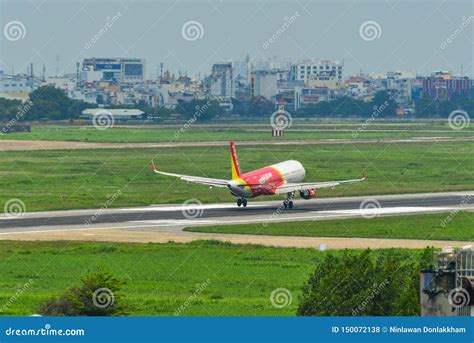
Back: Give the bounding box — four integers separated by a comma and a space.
283, 192, 295, 209
237, 198, 248, 207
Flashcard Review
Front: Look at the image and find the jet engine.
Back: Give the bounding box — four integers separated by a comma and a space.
299, 188, 315, 200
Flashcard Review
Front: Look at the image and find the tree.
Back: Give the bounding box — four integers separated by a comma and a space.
39, 268, 128, 316
27, 85, 90, 120
0, 98, 23, 121
414, 95, 473, 118
176, 99, 221, 121
294, 91, 396, 118
371, 90, 397, 117
297, 248, 431, 316
248, 96, 275, 117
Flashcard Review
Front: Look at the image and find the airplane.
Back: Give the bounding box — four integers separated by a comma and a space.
151, 141, 365, 209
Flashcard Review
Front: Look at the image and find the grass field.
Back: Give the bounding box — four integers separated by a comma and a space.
0, 240, 424, 316
186, 211, 474, 241
1, 121, 473, 143
0, 141, 473, 211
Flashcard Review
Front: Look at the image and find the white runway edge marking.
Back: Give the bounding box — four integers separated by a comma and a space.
127, 206, 456, 226
333, 206, 455, 216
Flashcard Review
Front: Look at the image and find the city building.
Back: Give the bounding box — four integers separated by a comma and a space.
206, 63, 233, 98
344, 76, 372, 100
232, 58, 250, 86
81, 58, 146, 84
204, 62, 233, 101
420, 71, 474, 100
44, 75, 78, 94
372, 71, 415, 105
251, 70, 279, 99
294, 87, 333, 110
0, 71, 33, 93
290, 59, 344, 84
252, 58, 292, 73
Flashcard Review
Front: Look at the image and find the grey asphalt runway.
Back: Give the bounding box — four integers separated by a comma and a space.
1, 191, 473, 249
1, 191, 473, 233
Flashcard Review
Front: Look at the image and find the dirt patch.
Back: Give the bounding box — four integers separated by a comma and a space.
1, 228, 468, 250
2, 137, 474, 151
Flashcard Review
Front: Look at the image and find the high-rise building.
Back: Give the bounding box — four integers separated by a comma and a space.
82, 58, 146, 84
232, 60, 249, 85
251, 70, 278, 100
290, 59, 344, 84
207, 63, 233, 97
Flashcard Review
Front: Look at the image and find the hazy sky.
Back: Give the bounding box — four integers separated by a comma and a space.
1, 0, 473, 78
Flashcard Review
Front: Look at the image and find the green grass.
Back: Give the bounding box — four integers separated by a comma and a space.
185, 211, 474, 241
1, 122, 473, 143
1, 141, 474, 211
0, 240, 424, 316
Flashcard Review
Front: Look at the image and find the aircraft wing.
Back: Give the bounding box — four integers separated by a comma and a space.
151, 160, 229, 188
274, 177, 366, 194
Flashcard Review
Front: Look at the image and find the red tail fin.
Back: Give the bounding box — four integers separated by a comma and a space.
230, 141, 241, 179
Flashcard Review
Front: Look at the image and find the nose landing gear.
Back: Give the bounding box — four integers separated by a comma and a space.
237, 198, 248, 207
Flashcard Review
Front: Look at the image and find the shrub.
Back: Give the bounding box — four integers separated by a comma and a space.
39, 268, 128, 316
297, 248, 431, 316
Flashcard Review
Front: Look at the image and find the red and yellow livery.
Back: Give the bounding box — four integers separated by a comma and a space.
152, 141, 365, 208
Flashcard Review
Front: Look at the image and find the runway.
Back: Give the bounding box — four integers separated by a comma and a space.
1, 191, 473, 249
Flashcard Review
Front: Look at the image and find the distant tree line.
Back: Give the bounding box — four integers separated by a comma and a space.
0, 85, 472, 123
0, 85, 91, 122
294, 91, 398, 118
415, 96, 474, 118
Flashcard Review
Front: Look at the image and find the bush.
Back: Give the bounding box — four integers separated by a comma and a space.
297, 248, 431, 316
39, 268, 128, 316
